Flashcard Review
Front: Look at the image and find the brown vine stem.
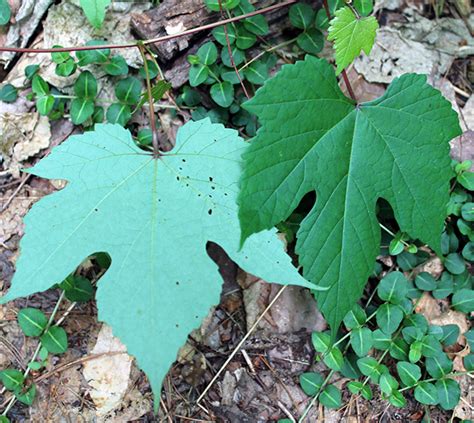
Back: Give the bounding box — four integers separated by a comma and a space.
137, 42, 160, 158
0, 1, 297, 54
322, 0, 357, 102
218, 0, 250, 99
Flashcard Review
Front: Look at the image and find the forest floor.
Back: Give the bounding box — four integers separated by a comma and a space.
0, 0, 473, 422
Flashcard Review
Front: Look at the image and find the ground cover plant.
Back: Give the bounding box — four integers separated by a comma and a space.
0, 0, 472, 420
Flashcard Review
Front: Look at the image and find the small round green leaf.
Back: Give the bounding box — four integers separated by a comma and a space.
115, 77, 141, 105
15, 383, 36, 406
389, 338, 409, 361
243, 15, 269, 36
396, 361, 421, 387
56, 59, 77, 77
204, 0, 240, 11
377, 271, 408, 304
243, 61, 268, 85
210, 81, 234, 108
289, 3, 315, 29
74, 71, 98, 99
433, 274, 454, 299
75, 40, 110, 66
461, 202, 474, 221
380, 372, 398, 395
51, 46, 71, 64
189, 64, 209, 87
414, 272, 437, 291
436, 379, 460, 410
388, 390, 406, 408
297, 29, 324, 54
323, 347, 344, 371
312, 331, 331, 353
70, 98, 94, 125
197, 42, 218, 66
319, 384, 341, 409
354, 0, 373, 16
104, 56, 129, 76
0, 369, 24, 391
212, 25, 237, 45
17, 308, 48, 337
221, 46, 245, 67
299, 372, 323, 395
376, 303, 404, 334
0, 84, 18, 103
444, 253, 466, 275
236, 26, 256, 50
350, 327, 373, 357
440, 324, 460, 346
420, 335, 443, 358
343, 303, 366, 329
409, 341, 422, 363
40, 326, 68, 354
25, 64, 40, 80
0, 0, 11, 25
451, 289, 474, 312
462, 242, 474, 261
61, 276, 94, 302
463, 353, 474, 371
106, 103, 132, 126
426, 352, 453, 378
372, 329, 391, 349
414, 382, 438, 405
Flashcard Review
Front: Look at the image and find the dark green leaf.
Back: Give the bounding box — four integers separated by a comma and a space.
212, 25, 236, 45
451, 289, 474, 312
420, 335, 443, 358
351, 327, 373, 357
51, 46, 71, 64
414, 382, 438, 405
106, 103, 131, 126
0, 369, 24, 391
299, 372, 323, 395
343, 303, 366, 329
347, 381, 372, 400
376, 303, 404, 334
409, 341, 422, 363
436, 379, 460, 410
0, 84, 18, 103
404, 314, 429, 334
312, 332, 331, 353
197, 42, 218, 66
372, 329, 391, 349
40, 326, 68, 354
93, 106, 104, 123
462, 242, 474, 261
221, 47, 245, 67
243, 15, 269, 36
17, 308, 48, 337
357, 357, 384, 383
236, 26, 256, 50
56, 59, 77, 77
461, 202, 474, 221
104, 56, 129, 76
415, 272, 437, 291
444, 253, 466, 275
464, 353, 474, 371
189, 64, 209, 87
243, 61, 268, 85
396, 361, 421, 386
388, 390, 406, 408
458, 171, 474, 190
441, 230, 459, 255
15, 383, 36, 406
204, 0, 240, 11
354, 0, 373, 16
138, 59, 158, 79
433, 273, 454, 299
289, 3, 315, 29
0, 0, 11, 25
465, 329, 474, 350
426, 353, 453, 378
297, 29, 324, 55
319, 385, 341, 409
389, 338, 409, 360
61, 276, 94, 302
180, 86, 201, 107
36, 95, 55, 116
70, 98, 94, 125
115, 77, 141, 105
210, 81, 234, 108
440, 324, 459, 346
25, 65, 40, 80
75, 40, 110, 65
377, 271, 408, 304
402, 326, 423, 344
74, 71, 98, 99
324, 347, 344, 371
380, 372, 398, 395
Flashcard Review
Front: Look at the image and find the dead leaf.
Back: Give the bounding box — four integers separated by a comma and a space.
0, 112, 51, 177
83, 324, 133, 417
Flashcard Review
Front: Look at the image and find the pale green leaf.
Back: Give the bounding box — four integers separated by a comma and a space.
238, 56, 461, 332
80, 0, 111, 28
327, 7, 379, 74
1, 120, 315, 404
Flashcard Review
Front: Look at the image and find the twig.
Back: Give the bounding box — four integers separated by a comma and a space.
0, 1, 298, 54
137, 42, 160, 157
1, 174, 31, 212
321, 0, 357, 102
218, 0, 250, 99
196, 285, 288, 404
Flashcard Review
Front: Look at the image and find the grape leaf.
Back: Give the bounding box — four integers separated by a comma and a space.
327, 6, 379, 74
238, 56, 461, 332
80, 0, 111, 28
1, 120, 316, 403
